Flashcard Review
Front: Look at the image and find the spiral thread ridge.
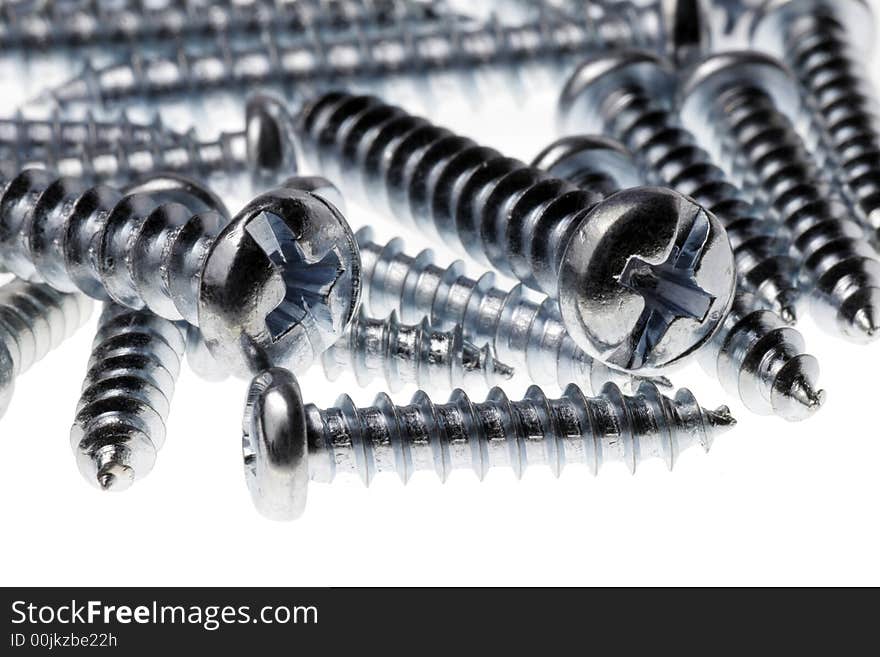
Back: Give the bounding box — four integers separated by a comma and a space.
708, 82, 880, 341
356, 228, 662, 394
70, 304, 186, 491
298, 92, 602, 297
0, 167, 227, 325
0, 279, 93, 381
45, 10, 653, 108
592, 84, 801, 320
305, 381, 734, 485
775, 10, 880, 244
1, 0, 452, 51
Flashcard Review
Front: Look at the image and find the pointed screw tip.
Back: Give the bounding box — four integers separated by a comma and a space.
707, 406, 736, 431
853, 306, 880, 340
95, 464, 134, 492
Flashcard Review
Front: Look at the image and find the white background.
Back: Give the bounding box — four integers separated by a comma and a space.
1, 1, 879, 586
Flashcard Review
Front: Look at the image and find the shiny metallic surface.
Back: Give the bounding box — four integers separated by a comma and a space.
0, 279, 93, 420
356, 228, 671, 395
296, 91, 736, 374
243, 367, 735, 520
680, 51, 880, 342
322, 308, 514, 392
70, 304, 186, 491
0, 170, 361, 378
531, 134, 642, 195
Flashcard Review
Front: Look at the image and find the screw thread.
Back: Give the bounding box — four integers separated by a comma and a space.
70, 304, 186, 491
298, 92, 602, 297
708, 82, 880, 341
356, 228, 660, 393
44, 10, 650, 108
322, 308, 514, 392
0, 278, 93, 379
772, 10, 880, 244
0, 168, 226, 324
594, 84, 801, 320
1, 0, 451, 50
304, 380, 734, 484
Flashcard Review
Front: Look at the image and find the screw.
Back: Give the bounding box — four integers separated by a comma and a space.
322, 308, 514, 392
296, 91, 736, 374
0, 170, 361, 377
557, 50, 801, 323
749, 0, 880, 246
2, 94, 297, 188
679, 51, 880, 342
0, 0, 455, 53
70, 304, 186, 492
536, 134, 825, 420
39, 9, 659, 110
242, 367, 735, 520
0, 278, 94, 420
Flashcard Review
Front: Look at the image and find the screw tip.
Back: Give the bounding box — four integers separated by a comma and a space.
706, 405, 737, 432
96, 463, 134, 492
853, 305, 880, 340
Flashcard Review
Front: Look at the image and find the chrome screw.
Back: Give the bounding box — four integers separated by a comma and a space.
70, 304, 186, 492
2, 94, 297, 188
242, 367, 735, 520
535, 134, 825, 420
749, 0, 880, 246
296, 91, 737, 375
322, 308, 514, 392
0, 171, 361, 377
557, 50, 801, 323
356, 228, 671, 395
0, 278, 94, 421
40, 9, 660, 110
679, 51, 880, 343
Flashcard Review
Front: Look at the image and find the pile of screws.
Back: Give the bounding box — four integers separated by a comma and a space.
0, 0, 876, 520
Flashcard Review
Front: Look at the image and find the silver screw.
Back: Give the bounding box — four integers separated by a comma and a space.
2, 94, 297, 188
0, 170, 361, 377
242, 367, 735, 520
0, 278, 94, 420
295, 91, 737, 375
70, 304, 186, 492
535, 134, 825, 420
749, 0, 880, 246
1, 0, 455, 53
355, 229, 674, 396
322, 308, 514, 392
39, 9, 660, 110
557, 50, 801, 323
679, 51, 880, 343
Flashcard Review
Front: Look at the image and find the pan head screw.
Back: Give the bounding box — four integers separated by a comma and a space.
199, 184, 361, 377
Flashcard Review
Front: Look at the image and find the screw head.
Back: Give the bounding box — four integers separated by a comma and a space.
678, 51, 801, 130
558, 50, 676, 137
198, 182, 361, 378
531, 135, 641, 190
242, 367, 309, 521
557, 186, 736, 374
749, 0, 874, 55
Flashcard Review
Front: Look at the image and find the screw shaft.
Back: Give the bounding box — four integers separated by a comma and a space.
304, 381, 734, 484
70, 304, 186, 491
356, 228, 662, 394
322, 308, 513, 392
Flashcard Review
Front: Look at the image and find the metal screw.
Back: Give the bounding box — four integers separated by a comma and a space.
749, 0, 880, 246
679, 51, 880, 342
356, 228, 671, 395
70, 304, 186, 492
39, 9, 660, 110
242, 367, 735, 520
0, 278, 94, 421
2, 94, 297, 188
322, 308, 514, 392
0, 0, 455, 53
535, 134, 825, 420
295, 91, 736, 374
557, 49, 801, 323
0, 170, 361, 377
